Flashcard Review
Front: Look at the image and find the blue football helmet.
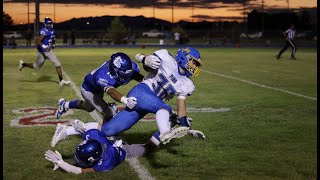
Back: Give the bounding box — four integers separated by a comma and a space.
176, 47, 202, 78
109, 52, 134, 83
74, 139, 104, 168
43, 17, 53, 29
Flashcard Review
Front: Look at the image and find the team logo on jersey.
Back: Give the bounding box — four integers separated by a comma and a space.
98, 78, 109, 85
113, 56, 123, 68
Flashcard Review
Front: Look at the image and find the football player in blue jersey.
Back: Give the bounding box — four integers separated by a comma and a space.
55, 52, 147, 123
18, 17, 70, 86
45, 124, 147, 174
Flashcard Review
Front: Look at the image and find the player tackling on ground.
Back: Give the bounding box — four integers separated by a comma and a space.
18, 17, 70, 86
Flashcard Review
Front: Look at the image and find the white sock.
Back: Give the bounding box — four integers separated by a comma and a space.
66, 126, 80, 135
66, 122, 99, 136
85, 122, 99, 130
64, 102, 70, 109
155, 109, 171, 134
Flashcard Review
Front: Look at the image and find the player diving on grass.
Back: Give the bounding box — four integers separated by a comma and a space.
18, 17, 70, 86
45, 121, 151, 174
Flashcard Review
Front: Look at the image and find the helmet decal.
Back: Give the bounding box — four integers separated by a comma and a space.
113, 56, 122, 68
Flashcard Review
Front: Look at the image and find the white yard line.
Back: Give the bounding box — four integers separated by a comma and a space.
202, 70, 317, 101
63, 71, 154, 180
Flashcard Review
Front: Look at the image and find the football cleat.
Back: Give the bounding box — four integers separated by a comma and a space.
159, 126, 190, 145
18, 60, 24, 71
56, 98, 68, 119
51, 123, 67, 147
71, 119, 86, 134
59, 80, 70, 86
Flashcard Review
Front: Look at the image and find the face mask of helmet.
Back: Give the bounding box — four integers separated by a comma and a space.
183, 55, 202, 78
115, 68, 133, 83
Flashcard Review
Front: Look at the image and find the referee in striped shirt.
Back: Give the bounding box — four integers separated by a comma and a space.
276, 24, 297, 60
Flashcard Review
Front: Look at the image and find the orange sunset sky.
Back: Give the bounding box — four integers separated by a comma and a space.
3, 0, 317, 25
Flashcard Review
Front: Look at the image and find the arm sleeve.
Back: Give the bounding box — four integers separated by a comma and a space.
58, 161, 82, 174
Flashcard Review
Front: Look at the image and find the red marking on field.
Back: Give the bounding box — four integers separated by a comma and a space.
11, 107, 73, 127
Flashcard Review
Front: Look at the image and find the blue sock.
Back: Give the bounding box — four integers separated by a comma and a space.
69, 100, 79, 109
150, 131, 161, 146
179, 116, 190, 127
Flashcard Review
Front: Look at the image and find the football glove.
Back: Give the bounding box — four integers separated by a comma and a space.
121, 96, 137, 109
45, 150, 63, 166
188, 129, 206, 139
143, 55, 161, 69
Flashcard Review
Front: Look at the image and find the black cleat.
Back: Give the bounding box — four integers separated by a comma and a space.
275, 55, 280, 60
291, 56, 296, 60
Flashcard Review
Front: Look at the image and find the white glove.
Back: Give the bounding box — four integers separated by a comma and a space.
188, 129, 206, 139
144, 55, 161, 69
135, 53, 160, 69
45, 150, 64, 167
121, 96, 137, 109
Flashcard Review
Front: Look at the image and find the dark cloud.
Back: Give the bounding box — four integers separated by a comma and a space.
3, 0, 260, 9
192, 14, 243, 21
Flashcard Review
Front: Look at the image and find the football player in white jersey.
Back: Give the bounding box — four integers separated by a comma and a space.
51, 47, 205, 147
100, 47, 204, 145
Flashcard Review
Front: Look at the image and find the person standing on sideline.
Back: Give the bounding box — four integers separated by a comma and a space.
174, 32, 180, 45
18, 17, 70, 86
276, 24, 297, 60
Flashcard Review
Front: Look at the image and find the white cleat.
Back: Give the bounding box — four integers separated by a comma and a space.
51, 123, 67, 147
159, 126, 190, 145
55, 98, 67, 119
71, 119, 86, 134
59, 80, 70, 86
18, 60, 24, 71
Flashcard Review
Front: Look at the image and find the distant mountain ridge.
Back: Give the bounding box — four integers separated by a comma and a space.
8, 15, 216, 31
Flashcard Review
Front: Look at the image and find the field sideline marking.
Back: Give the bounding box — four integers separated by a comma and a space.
63, 71, 154, 180
202, 70, 317, 101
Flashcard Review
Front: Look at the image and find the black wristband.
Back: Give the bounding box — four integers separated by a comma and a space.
142, 56, 146, 64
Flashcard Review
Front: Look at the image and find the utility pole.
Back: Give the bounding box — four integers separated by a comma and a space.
54, 0, 56, 22
243, 0, 247, 35
261, 0, 264, 34
35, 0, 40, 37
171, 0, 174, 27
192, 0, 194, 23
27, 0, 30, 26
153, 1, 155, 19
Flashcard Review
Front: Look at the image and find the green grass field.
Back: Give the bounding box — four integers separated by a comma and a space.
3, 47, 317, 179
